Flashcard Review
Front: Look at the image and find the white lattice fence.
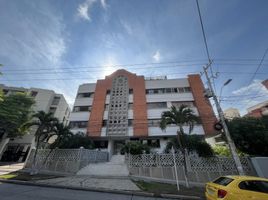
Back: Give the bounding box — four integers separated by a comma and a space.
128, 153, 253, 173
25, 148, 108, 174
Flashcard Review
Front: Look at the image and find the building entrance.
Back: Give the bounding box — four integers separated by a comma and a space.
113, 140, 125, 155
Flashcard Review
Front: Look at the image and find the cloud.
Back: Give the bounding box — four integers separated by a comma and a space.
230, 79, 268, 114
152, 50, 161, 62
77, 0, 107, 21
121, 20, 132, 35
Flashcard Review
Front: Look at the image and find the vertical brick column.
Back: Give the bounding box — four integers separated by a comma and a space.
87, 80, 107, 137
132, 76, 148, 137
188, 74, 217, 135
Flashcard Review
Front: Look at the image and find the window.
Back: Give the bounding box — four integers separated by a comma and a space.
102, 120, 107, 127
49, 107, 57, 115
106, 90, 110, 95
52, 96, 60, 105
239, 180, 268, 194
69, 121, 88, 128
213, 177, 234, 186
77, 92, 94, 98
128, 103, 133, 109
73, 106, 91, 112
148, 119, 161, 127
30, 91, 38, 97
147, 102, 167, 109
172, 101, 193, 108
129, 89, 133, 94
128, 119, 133, 126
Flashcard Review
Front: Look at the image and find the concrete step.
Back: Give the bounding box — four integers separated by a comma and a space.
77, 155, 129, 176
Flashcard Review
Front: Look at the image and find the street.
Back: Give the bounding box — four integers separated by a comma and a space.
0, 182, 198, 200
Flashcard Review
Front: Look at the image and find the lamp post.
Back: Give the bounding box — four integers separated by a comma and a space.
219, 79, 232, 104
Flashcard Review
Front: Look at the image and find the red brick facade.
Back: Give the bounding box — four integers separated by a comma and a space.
87, 70, 148, 137
188, 74, 217, 135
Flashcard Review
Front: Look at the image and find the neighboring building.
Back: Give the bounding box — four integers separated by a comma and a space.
69, 69, 217, 155
246, 100, 268, 118
224, 108, 240, 120
0, 84, 71, 162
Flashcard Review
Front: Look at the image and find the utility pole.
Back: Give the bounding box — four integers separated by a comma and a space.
203, 62, 245, 175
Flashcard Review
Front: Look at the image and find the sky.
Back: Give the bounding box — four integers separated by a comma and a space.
0, 0, 268, 115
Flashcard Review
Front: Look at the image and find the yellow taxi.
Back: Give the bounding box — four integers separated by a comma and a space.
205, 175, 268, 200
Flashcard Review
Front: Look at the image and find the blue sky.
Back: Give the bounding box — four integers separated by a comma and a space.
0, 0, 268, 114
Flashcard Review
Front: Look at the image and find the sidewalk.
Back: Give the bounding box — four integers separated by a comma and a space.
36, 176, 140, 191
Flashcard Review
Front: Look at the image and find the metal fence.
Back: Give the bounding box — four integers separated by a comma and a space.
127, 153, 256, 184
24, 148, 108, 174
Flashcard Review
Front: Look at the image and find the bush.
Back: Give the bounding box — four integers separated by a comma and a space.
121, 141, 150, 155
164, 135, 214, 157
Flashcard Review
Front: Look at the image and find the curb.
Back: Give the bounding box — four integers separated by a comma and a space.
0, 178, 201, 199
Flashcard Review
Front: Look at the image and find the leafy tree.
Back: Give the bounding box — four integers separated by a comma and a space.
227, 116, 268, 156
52, 132, 94, 149
0, 93, 35, 139
121, 141, 150, 155
160, 105, 200, 187
24, 111, 58, 174
164, 135, 214, 157
213, 145, 231, 157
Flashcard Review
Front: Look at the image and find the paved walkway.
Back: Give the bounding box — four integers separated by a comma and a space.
37, 176, 140, 191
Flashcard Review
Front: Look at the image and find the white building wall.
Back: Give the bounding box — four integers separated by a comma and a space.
69, 112, 90, 121
145, 78, 189, 89
148, 125, 205, 136
29, 88, 54, 112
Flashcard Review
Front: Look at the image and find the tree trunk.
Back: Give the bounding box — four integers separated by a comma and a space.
177, 129, 189, 188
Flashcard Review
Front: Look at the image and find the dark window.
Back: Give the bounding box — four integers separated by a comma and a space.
213, 177, 234, 186
102, 120, 107, 127
49, 107, 57, 115
239, 180, 268, 194
77, 92, 93, 98
129, 89, 133, 94
106, 90, 110, 95
73, 106, 91, 112
128, 103, 133, 109
128, 119, 133, 126
147, 102, 167, 109
148, 119, 161, 127
69, 121, 88, 128
52, 96, 60, 105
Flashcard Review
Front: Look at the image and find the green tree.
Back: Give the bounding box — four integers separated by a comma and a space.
24, 111, 58, 174
53, 132, 94, 149
227, 116, 268, 156
164, 135, 214, 157
160, 105, 200, 188
121, 141, 150, 155
0, 93, 35, 139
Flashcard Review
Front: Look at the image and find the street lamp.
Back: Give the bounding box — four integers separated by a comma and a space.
219, 79, 232, 104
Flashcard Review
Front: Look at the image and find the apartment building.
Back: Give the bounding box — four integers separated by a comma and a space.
0, 84, 71, 162
69, 69, 217, 155
223, 108, 241, 120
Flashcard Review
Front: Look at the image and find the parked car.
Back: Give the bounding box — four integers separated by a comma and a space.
205, 175, 268, 200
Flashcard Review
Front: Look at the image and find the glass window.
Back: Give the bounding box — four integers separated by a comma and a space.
239, 180, 268, 194
69, 121, 88, 128
52, 96, 60, 105
73, 106, 91, 112
213, 177, 234, 186
77, 92, 93, 98
147, 102, 167, 109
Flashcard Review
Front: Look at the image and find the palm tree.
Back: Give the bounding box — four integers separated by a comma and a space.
160, 105, 199, 187
42, 122, 73, 166
25, 111, 58, 174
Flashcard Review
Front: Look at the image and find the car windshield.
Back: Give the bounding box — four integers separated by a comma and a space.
213, 177, 234, 186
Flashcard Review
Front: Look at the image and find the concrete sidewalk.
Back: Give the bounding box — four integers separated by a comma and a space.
36, 176, 141, 191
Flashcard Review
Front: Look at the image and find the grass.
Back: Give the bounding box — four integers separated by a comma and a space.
133, 180, 205, 197
0, 172, 61, 181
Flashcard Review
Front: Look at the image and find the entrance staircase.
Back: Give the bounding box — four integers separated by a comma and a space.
77, 155, 129, 177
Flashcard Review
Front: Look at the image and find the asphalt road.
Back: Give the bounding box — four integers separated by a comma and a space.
0, 182, 184, 200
